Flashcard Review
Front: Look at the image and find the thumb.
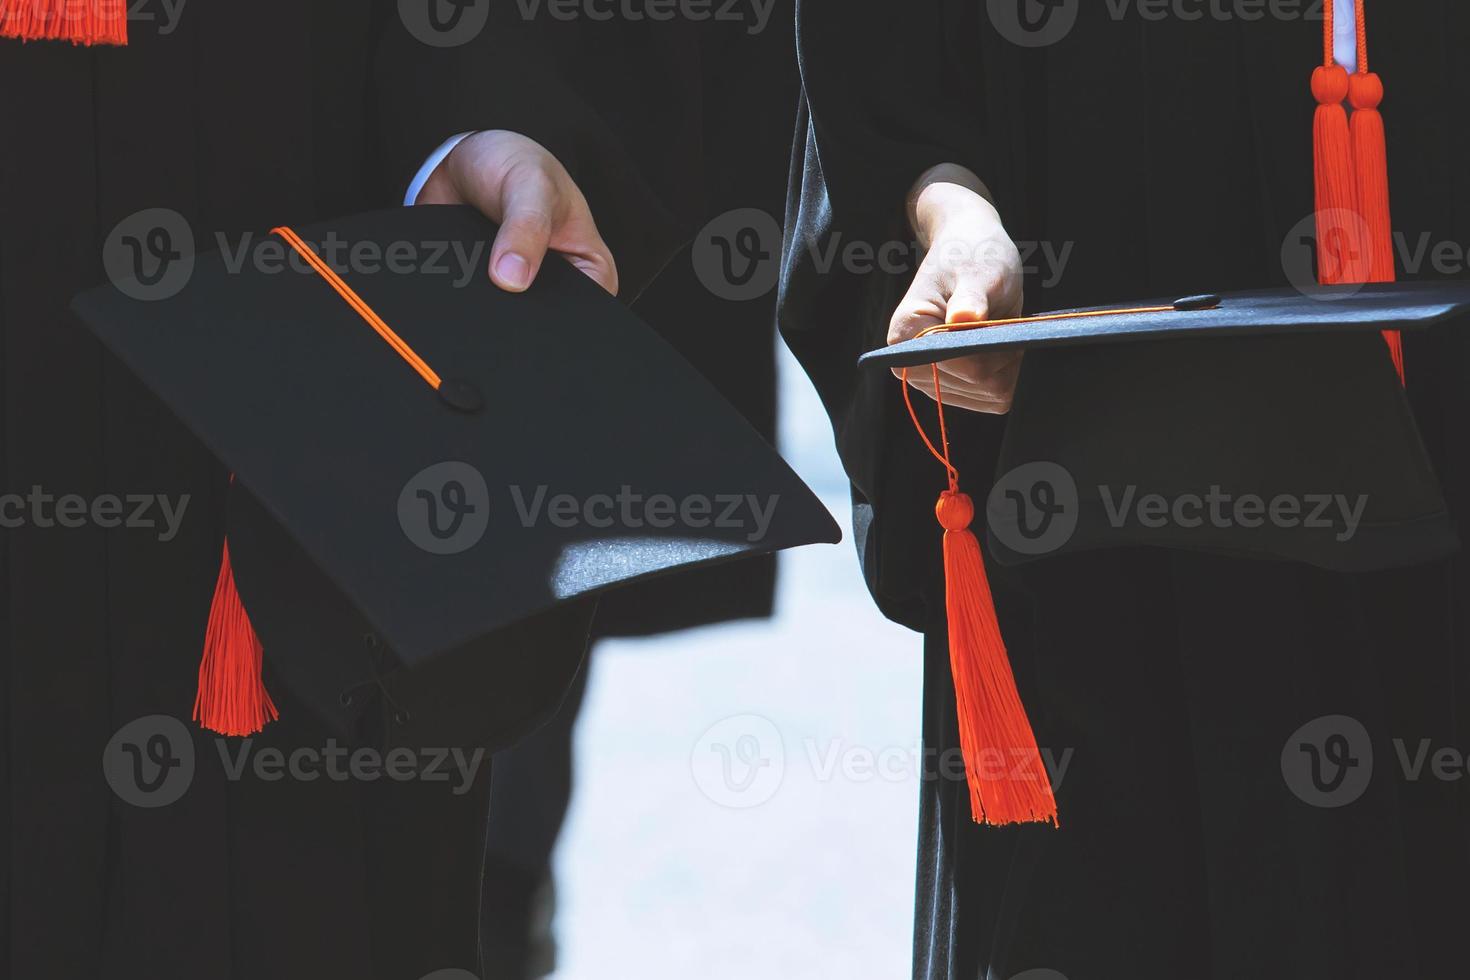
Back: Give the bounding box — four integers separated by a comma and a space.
488, 170, 558, 292
945, 283, 991, 325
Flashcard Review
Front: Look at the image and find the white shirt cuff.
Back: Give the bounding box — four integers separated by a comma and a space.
405, 132, 475, 206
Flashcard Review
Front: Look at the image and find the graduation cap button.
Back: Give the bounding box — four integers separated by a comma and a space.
437, 379, 484, 413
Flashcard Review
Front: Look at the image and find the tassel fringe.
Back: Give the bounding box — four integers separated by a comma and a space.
0, 0, 127, 45
937, 492, 1058, 827
1312, 65, 1367, 285
193, 539, 278, 737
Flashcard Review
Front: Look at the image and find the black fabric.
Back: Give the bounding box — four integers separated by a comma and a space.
987, 332, 1455, 573
781, 2, 1470, 977
597, 8, 798, 637
0, 6, 725, 978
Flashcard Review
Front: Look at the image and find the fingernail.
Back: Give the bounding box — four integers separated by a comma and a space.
494, 253, 531, 290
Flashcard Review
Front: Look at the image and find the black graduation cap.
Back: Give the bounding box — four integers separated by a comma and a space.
72, 205, 840, 749
851, 282, 1470, 831
861, 284, 1470, 572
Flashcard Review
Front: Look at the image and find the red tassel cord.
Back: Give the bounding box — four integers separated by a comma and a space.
1347, 3, 1403, 381
0, 0, 127, 46
1311, 62, 1365, 286
193, 536, 278, 737
901, 364, 1059, 827
1316, 1, 1401, 381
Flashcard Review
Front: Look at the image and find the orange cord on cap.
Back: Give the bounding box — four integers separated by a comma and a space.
0, 0, 127, 45
272, 226, 444, 390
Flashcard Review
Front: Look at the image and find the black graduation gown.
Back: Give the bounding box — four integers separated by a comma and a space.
780, 3, 1470, 978
0, 5, 700, 978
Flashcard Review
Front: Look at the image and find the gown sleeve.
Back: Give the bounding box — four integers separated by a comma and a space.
779, 0, 1006, 631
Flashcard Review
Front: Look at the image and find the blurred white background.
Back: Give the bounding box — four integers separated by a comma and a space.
554, 346, 923, 979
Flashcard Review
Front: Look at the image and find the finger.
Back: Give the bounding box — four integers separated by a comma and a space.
555, 226, 620, 296
888, 271, 947, 345
487, 166, 559, 292
933, 351, 1021, 387
898, 370, 1016, 415
944, 280, 991, 326
901, 370, 1013, 405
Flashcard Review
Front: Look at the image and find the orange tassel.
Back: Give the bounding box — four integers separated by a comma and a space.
1346, 10, 1403, 382
1312, 64, 1366, 285
937, 491, 1058, 827
0, 0, 127, 45
1350, 72, 1393, 283
193, 538, 278, 737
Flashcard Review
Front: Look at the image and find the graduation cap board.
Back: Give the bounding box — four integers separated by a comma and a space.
862, 282, 1470, 570
863, 284, 1470, 369
72, 205, 840, 748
